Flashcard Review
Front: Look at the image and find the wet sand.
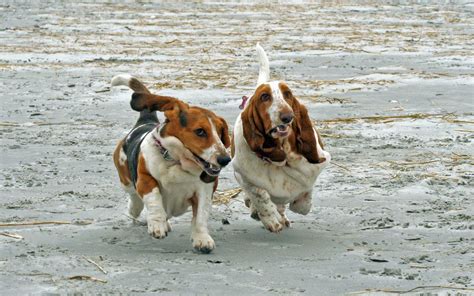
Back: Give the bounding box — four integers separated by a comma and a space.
1, 2, 473, 295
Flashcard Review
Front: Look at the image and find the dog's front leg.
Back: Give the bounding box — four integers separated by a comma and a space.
142, 188, 169, 239
190, 188, 215, 253
243, 184, 283, 233
137, 173, 169, 239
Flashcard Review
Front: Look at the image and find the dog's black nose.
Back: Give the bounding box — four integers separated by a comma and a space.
280, 113, 294, 124
217, 155, 231, 167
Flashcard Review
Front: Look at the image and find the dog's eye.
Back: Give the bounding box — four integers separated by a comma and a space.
261, 93, 271, 101
194, 128, 207, 137
284, 91, 292, 99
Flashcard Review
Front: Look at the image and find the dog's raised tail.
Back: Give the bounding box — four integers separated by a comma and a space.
111, 74, 151, 94
256, 43, 270, 86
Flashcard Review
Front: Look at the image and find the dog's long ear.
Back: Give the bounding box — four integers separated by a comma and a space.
217, 117, 231, 148
241, 99, 265, 153
241, 99, 286, 162
291, 98, 325, 164
130, 93, 188, 113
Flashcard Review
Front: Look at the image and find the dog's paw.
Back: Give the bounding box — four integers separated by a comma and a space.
259, 214, 283, 233
147, 219, 168, 239
192, 233, 215, 254
280, 215, 291, 228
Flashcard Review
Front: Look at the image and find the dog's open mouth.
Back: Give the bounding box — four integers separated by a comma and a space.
193, 155, 221, 176
269, 124, 290, 138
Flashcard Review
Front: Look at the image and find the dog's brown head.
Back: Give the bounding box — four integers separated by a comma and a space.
132, 92, 231, 177
111, 75, 231, 179
239, 44, 325, 164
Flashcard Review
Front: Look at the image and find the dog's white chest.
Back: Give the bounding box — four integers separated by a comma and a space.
232, 116, 330, 203
140, 135, 213, 217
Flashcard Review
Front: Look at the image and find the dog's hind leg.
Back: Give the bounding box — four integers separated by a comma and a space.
244, 195, 260, 221
289, 191, 312, 215
123, 185, 144, 218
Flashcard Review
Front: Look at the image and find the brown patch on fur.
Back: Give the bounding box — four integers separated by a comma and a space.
136, 153, 159, 197
131, 93, 188, 113
280, 83, 325, 164
241, 84, 286, 162
189, 193, 198, 219
113, 140, 131, 186
213, 178, 218, 192
129, 77, 151, 94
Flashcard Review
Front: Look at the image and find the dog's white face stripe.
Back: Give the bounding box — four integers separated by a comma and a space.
199, 117, 225, 162
268, 81, 292, 127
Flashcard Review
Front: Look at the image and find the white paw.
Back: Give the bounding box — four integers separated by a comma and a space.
147, 219, 168, 239
259, 213, 283, 233
280, 215, 291, 228
192, 233, 215, 253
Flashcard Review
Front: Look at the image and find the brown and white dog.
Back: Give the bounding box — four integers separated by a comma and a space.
231, 44, 331, 232
111, 75, 231, 253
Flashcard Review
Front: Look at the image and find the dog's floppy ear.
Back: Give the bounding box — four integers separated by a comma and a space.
131, 93, 189, 113
241, 99, 265, 153
241, 99, 286, 162
291, 98, 325, 164
218, 117, 231, 148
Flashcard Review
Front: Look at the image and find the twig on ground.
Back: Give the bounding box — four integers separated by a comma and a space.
349, 285, 474, 294
0, 220, 92, 227
0, 232, 23, 239
68, 275, 107, 283
122, 213, 145, 225
213, 188, 242, 205
82, 256, 107, 274
0, 221, 72, 227
331, 161, 351, 172
387, 160, 439, 166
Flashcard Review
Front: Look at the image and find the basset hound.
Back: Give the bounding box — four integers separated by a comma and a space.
231, 44, 331, 232
112, 75, 231, 253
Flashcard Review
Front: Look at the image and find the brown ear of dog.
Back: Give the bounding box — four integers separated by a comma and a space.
218, 116, 231, 148
130, 93, 189, 113
290, 99, 325, 164
241, 101, 286, 162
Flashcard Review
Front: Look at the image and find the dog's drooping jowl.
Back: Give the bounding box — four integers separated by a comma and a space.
231, 44, 331, 232
112, 75, 231, 253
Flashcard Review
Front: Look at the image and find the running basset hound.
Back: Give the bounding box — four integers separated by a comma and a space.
112, 75, 231, 253
231, 44, 331, 232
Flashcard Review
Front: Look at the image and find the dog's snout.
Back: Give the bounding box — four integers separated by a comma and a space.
217, 155, 231, 167
280, 113, 294, 124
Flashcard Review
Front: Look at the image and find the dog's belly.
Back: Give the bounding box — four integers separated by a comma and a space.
234, 158, 320, 201
233, 116, 330, 204
160, 181, 207, 218
141, 135, 213, 218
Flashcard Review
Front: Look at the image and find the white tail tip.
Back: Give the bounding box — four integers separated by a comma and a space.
256, 43, 270, 86
111, 74, 134, 87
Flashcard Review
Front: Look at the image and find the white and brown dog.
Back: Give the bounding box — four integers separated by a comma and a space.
111, 75, 231, 253
231, 44, 331, 232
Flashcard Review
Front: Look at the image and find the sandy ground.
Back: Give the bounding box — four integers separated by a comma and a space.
1, 1, 473, 295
